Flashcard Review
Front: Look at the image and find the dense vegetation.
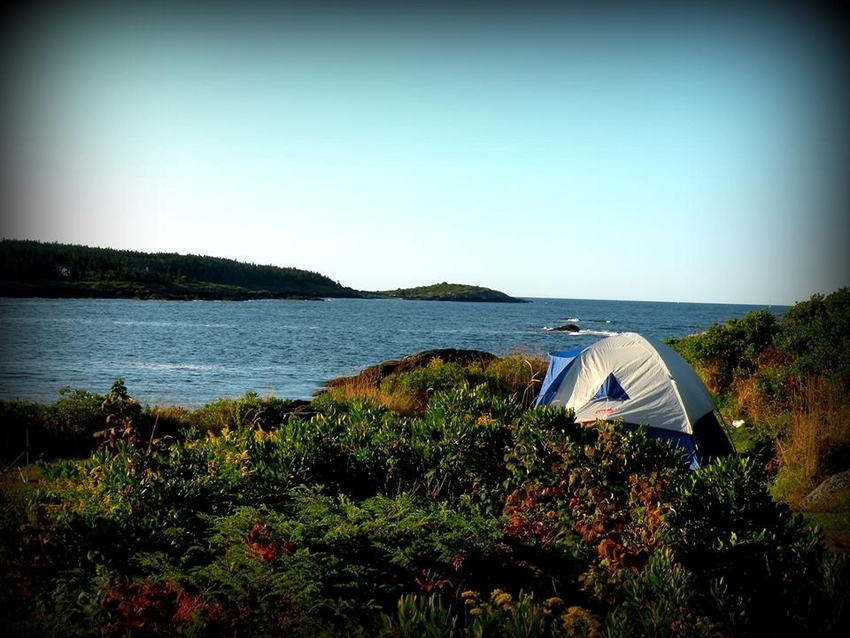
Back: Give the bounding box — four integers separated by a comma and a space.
669, 287, 850, 514
0, 239, 362, 300
377, 282, 526, 303
1, 288, 848, 636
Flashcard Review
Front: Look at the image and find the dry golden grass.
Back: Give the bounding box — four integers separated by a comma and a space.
699, 361, 727, 395
776, 375, 850, 503
320, 353, 548, 415
149, 404, 192, 421
485, 353, 548, 407
322, 374, 420, 416
732, 376, 779, 425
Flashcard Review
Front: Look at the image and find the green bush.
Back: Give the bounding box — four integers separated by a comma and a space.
3, 343, 850, 637
670, 286, 849, 404
0, 388, 106, 461
604, 549, 718, 637
380, 359, 478, 408
662, 455, 841, 636
776, 287, 850, 377
668, 287, 850, 517
186, 391, 299, 433
669, 308, 779, 394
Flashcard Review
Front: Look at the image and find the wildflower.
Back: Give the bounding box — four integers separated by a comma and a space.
562, 606, 601, 638
491, 589, 512, 607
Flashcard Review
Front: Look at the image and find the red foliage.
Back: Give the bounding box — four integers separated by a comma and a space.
101, 580, 178, 635
503, 470, 672, 579
503, 485, 561, 546
245, 520, 294, 562
99, 579, 222, 636
413, 567, 454, 594
173, 590, 204, 624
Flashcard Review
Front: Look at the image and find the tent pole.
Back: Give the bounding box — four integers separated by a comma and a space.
715, 411, 739, 457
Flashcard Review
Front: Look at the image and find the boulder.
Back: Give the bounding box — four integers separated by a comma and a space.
797, 469, 850, 512
552, 323, 581, 332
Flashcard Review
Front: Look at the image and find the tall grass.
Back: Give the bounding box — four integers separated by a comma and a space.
320, 374, 421, 416
483, 354, 548, 408
775, 376, 850, 503
318, 353, 547, 417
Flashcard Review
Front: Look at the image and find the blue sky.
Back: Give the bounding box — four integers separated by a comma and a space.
2, 2, 847, 305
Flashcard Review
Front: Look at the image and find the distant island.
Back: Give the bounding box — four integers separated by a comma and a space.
0, 239, 362, 301
0, 240, 524, 303
375, 282, 527, 303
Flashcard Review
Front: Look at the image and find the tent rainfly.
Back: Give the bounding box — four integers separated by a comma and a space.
535, 332, 734, 469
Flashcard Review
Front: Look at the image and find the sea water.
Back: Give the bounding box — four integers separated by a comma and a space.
0, 297, 786, 407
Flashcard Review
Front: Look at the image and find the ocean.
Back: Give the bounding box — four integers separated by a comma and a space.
0, 297, 786, 407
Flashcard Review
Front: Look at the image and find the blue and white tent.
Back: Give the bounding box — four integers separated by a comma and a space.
535, 332, 733, 468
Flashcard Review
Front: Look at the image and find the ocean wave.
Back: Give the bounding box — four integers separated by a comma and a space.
556, 317, 614, 325
113, 320, 232, 329
120, 362, 222, 372
574, 329, 621, 337
542, 327, 621, 337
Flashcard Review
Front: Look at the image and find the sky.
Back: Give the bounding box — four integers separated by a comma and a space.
1, 1, 848, 306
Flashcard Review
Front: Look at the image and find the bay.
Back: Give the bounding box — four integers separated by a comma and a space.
0, 297, 786, 407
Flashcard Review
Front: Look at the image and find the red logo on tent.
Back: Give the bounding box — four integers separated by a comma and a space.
595, 407, 618, 415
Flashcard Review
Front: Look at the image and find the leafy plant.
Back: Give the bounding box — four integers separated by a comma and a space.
3, 314, 850, 637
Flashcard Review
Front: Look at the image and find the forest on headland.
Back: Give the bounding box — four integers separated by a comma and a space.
1, 279, 848, 634
0, 240, 520, 302
0, 239, 361, 300
378, 283, 527, 303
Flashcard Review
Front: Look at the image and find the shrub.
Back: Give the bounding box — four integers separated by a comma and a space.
669, 308, 779, 394
379, 359, 482, 413
379, 590, 596, 638
4, 345, 850, 636
186, 391, 299, 433
412, 384, 519, 507
504, 417, 687, 606
0, 388, 106, 461
776, 287, 850, 377
604, 549, 720, 637
662, 455, 842, 636
46, 387, 107, 439
318, 354, 545, 417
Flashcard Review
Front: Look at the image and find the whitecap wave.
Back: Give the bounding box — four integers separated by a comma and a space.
574, 329, 621, 337
541, 326, 620, 337
120, 362, 222, 372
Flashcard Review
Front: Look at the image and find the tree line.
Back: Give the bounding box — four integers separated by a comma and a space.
0, 239, 361, 299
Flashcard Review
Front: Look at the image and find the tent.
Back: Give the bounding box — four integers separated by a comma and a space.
535, 332, 734, 469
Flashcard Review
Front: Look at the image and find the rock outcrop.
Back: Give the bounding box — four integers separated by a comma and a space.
551, 323, 581, 332
797, 469, 850, 512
